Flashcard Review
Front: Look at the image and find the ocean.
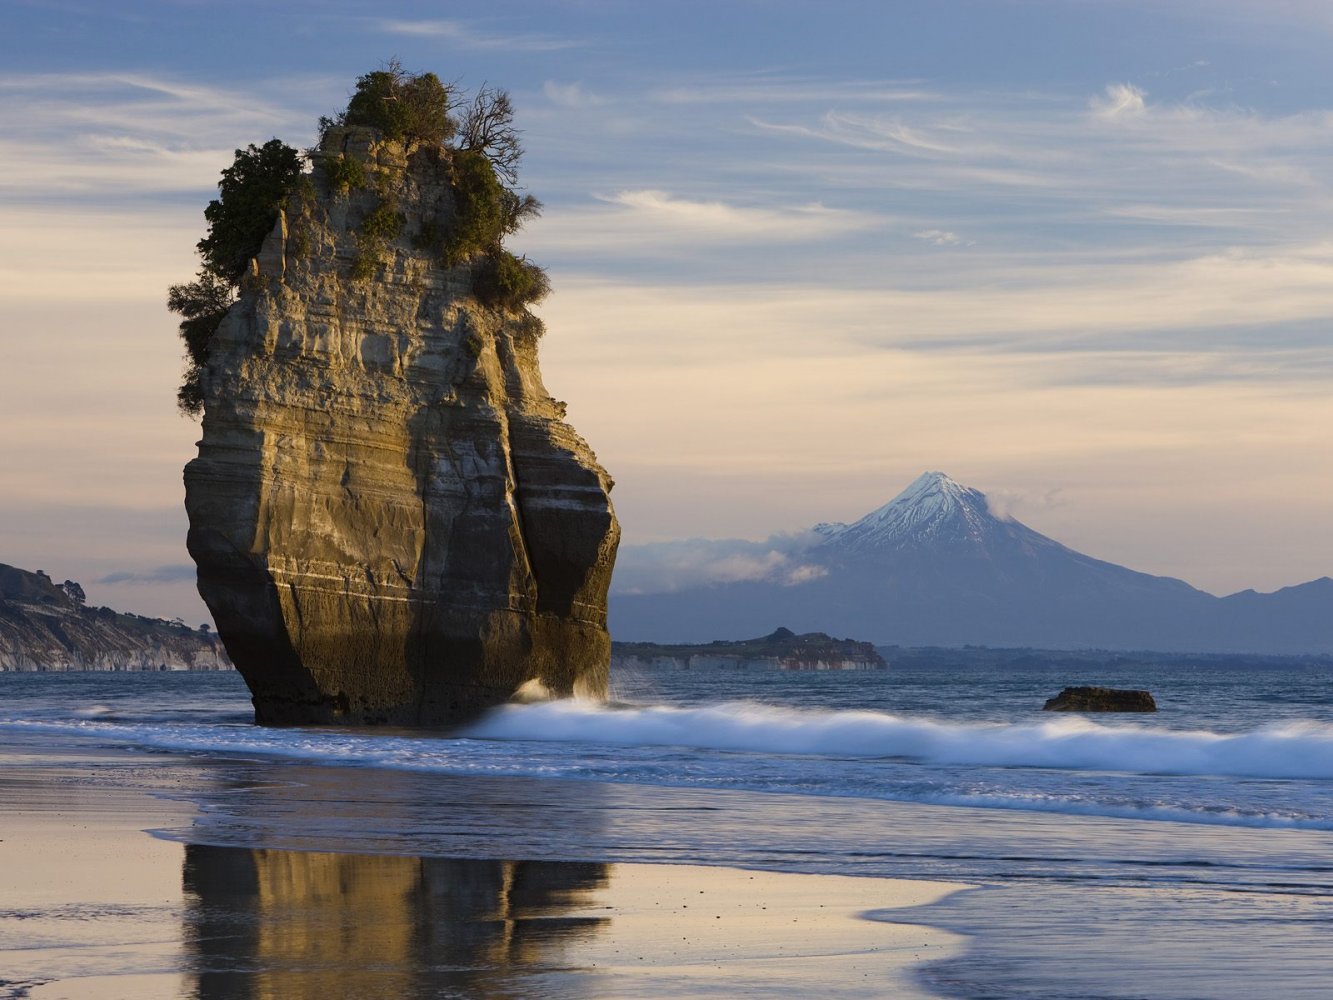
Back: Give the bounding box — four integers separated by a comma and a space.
3, 659, 1332, 998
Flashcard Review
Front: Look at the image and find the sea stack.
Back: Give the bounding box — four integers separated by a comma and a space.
182, 90, 618, 726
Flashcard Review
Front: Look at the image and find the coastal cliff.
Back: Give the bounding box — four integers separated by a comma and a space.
0, 564, 228, 672
182, 89, 618, 726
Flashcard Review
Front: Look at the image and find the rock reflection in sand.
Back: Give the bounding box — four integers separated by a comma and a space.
183, 846, 609, 999
178, 845, 961, 999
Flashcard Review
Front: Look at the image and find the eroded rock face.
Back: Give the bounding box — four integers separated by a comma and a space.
184, 128, 619, 726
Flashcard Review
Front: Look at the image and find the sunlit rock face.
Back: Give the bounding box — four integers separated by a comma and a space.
184, 129, 619, 726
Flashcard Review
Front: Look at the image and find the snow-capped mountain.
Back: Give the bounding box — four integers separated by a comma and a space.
813, 471, 995, 551
609, 472, 1332, 653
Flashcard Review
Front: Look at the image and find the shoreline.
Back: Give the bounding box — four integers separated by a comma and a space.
1, 739, 971, 999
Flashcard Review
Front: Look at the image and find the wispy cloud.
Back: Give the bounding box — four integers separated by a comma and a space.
543, 80, 607, 109
1090, 82, 1148, 120
536, 242, 1333, 381
527, 189, 885, 251
97, 565, 196, 585
0, 71, 317, 198
912, 228, 972, 246
653, 77, 941, 106
750, 112, 971, 158
373, 18, 580, 51
606, 189, 877, 240
611, 536, 827, 595
984, 487, 1068, 522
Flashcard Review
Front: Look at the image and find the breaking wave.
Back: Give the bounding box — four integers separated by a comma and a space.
4, 699, 1333, 830
463, 699, 1333, 781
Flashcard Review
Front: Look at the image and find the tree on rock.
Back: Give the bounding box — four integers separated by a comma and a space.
168, 139, 303, 415
197, 140, 304, 284
334, 61, 459, 145
170, 64, 546, 418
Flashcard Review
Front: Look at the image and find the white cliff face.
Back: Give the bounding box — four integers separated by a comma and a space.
184, 129, 619, 726
0, 565, 229, 672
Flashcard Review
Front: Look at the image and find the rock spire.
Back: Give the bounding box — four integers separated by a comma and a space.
183, 124, 619, 726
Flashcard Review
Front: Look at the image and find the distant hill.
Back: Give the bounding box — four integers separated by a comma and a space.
612, 627, 886, 670
0, 563, 230, 671
610, 472, 1332, 653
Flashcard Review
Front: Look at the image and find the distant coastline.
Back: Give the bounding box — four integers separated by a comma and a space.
0, 562, 229, 672
611, 627, 886, 671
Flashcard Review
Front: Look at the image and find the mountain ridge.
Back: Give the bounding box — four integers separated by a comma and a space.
609, 473, 1330, 653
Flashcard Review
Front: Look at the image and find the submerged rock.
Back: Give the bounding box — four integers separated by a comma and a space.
1042, 686, 1157, 712
184, 127, 618, 726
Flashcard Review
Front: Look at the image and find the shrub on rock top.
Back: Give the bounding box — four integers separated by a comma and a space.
169, 63, 545, 416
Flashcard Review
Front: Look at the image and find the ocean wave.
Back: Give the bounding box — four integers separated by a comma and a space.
892, 789, 1333, 830
462, 699, 1333, 781
4, 700, 1333, 830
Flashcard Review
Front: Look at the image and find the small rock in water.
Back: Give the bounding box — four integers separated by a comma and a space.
1042, 686, 1157, 712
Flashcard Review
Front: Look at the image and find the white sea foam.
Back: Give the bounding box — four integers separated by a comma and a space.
74, 704, 117, 719
462, 699, 1333, 781
5, 700, 1333, 830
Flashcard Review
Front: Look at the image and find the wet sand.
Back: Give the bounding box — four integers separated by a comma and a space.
0, 747, 968, 999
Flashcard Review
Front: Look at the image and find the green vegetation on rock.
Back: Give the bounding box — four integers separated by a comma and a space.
324, 63, 544, 302
474, 249, 551, 310
350, 196, 406, 282
330, 62, 457, 145
169, 63, 550, 416
324, 153, 367, 195
197, 139, 305, 283
166, 272, 233, 415
168, 138, 303, 415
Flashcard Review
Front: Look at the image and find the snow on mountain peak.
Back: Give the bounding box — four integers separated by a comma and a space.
815, 471, 996, 552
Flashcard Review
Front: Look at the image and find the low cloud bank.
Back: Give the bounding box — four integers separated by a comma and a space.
96, 564, 196, 585
611, 533, 827, 595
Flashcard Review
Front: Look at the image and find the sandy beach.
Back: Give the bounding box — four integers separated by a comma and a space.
0, 741, 968, 999
7, 670, 1333, 999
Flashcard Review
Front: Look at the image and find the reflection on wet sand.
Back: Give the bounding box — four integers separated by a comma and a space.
183, 846, 609, 999
180, 844, 962, 1000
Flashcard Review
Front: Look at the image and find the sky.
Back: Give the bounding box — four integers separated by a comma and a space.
1, 0, 1330, 624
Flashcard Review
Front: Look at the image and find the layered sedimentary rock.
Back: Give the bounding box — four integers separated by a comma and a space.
184, 128, 619, 725
0, 564, 229, 672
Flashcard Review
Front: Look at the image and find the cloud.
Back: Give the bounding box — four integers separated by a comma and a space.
984, 488, 1067, 522
912, 229, 972, 246
1091, 83, 1148, 120
524, 189, 884, 253
654, 79, 940, 106
751, 111, 972, 159
538, 242, 1333, 360
612, 536, 827, 595
97, 565, 196, 585
0, 207, 200, 301
543, 81, 606, 109
611, 189, 875, 239
0, 71, 306, 139
0, 71, 316, 199
372, 19, 579, 51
